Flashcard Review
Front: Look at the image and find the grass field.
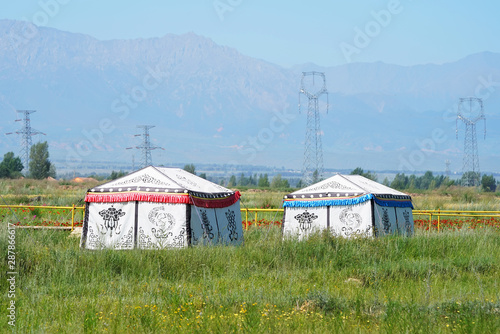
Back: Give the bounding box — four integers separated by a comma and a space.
1, 179, 500, 332
1, 224, 500, 332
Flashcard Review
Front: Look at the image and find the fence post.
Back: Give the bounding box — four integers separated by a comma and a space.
437, 209, 440, 232
245, 208, 248, 230
428, 213, 432, 231
71, 204, 76, 231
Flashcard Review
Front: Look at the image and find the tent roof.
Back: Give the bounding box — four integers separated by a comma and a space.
283, 174, 412, 208
85, 166, 239, 208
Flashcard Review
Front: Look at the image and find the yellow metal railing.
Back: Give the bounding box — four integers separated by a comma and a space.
413, 209, 500, 231
2, 204, 500, 232
240, 208, 284, 229
0, 204, 85, 231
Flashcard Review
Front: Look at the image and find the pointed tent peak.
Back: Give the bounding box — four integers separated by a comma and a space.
288, 174, 365, 196
90, 166, 234, 194
85, 166, 240, 208
154, 166, 233, 193
283, 173, 413, 208
91, 166, 184, 191
343, 174, 409, 196
287, 174, 408, 197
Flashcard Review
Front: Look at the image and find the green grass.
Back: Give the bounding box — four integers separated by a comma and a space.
1, 222, 499, 333
1, 180, 500, 332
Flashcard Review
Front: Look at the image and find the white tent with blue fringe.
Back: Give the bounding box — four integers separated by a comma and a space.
282, 174, 414, 239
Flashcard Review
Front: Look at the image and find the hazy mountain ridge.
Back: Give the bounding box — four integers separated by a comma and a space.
1, 19, 499, 173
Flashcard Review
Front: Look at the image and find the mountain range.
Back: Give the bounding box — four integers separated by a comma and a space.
1, 19, 499, 176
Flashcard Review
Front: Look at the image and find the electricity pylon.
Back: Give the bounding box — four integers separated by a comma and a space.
456, 97, 485, 187
299, 72, 329, 186
5, 110, 45, 172
126, 125, 164, 168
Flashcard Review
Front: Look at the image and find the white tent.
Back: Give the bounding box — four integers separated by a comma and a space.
282, 174, 414, 239
80, 166, 243, 249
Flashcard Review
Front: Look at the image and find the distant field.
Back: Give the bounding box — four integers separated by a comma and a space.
2, 179, 500, 229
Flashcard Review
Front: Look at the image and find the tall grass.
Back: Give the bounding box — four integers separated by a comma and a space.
1, 220, 499, 333
1, 179, 500, 332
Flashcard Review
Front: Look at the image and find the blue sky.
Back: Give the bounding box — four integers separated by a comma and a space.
2, 0, 499, 67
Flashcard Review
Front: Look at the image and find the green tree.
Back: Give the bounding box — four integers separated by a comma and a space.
391, 173, 408, 190
461, 171, 481, 187
270, 174, 290, 189
350, 167, 377, 181
228, 175, 237, 187
0, 152, 24, 179
109, 170, 127, 180
382, 177, 390, 186
238, 173, 249, 186
28, 142, 54, 179
258, 174, 269, 188
420, 171, 434, 190
481, 174, 497, 192
183, 164, 196, 175
199, 173, 207, 180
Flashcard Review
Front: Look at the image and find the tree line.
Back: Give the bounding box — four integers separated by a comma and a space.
352, 168, 497, 193
0, 142, 55, 179
1, 150, 497, 193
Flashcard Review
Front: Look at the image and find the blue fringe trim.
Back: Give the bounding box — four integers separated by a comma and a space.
284, 194, 414, 209
283, 194, 374, 208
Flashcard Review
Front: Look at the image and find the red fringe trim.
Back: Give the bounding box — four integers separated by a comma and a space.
85, 191, 241, 209
190, 191, 241, 208
85, 192, 190, 204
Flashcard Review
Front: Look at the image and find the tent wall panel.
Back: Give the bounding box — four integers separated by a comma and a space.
190, 206, 219, 245
396, 207, 414, 236
136, 202, 188, 249
81, 202, 136, 250
213, 202, 243, 245
373, 204, 398, 236
283, 206, 328, 240
328, 202, 373, 237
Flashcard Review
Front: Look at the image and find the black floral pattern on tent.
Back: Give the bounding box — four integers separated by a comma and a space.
87, 225, 106, 249
139, 226, 186, 249
200, 209, 215, 240
336, 224, 372, 238
148, 206, 176, 248
381, 208, 391, 234
115, 227, 134, 249
225, 209, 238, 241
339, 207, 363, 229
114, 173, 170, 186
98, 207, 126, 237
338, 207, 364, 236
148, 207, 175, 231
139, 227, 154, 249
294, 210, 318, 232
170, 228, 186, 248
307, 180, 353, 192
175, 173, 198, 188
403, 209, 412, 234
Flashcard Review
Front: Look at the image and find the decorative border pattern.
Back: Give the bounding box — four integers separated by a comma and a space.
283, 193, 413, 208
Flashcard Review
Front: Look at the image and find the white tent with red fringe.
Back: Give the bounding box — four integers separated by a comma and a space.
80, 166, 243, 250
